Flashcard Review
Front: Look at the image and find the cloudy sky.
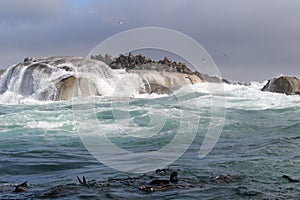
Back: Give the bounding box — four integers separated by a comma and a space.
1, 0, 299, 81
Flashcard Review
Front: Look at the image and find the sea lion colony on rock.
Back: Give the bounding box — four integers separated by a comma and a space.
91, 53, 192, 74
91, 53, 243, 85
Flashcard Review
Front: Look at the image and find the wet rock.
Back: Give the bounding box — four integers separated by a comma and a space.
56, 76, 100, 101
261, 76, 300, 95
130, 70, 202, 95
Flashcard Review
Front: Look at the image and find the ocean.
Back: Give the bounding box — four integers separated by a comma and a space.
0, 80, 300, 199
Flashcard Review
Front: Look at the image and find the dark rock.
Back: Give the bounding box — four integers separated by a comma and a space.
91, 53, 193, 74
261, 76, 300, 95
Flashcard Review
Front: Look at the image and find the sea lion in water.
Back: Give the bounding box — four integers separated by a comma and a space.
76, 176, 136, 188
214, 174, 234, 183
13, 181, 29, 193
148, 171, 178, 186
282, 175, 299, 183
139, 171, 179, 192
77, 176, 87, 186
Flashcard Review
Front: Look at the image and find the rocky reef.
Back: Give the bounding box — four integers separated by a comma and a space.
261, 76, 300, 95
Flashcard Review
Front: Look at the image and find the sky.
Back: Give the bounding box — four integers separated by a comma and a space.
0, 0, 299, 82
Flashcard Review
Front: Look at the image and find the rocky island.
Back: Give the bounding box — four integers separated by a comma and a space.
0, 53, 298, 101
261, 76, 300, 95
0, 54, 216, 101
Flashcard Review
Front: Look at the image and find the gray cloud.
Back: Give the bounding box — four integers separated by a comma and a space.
0, 0, 67, 24
0, 0, 299, 81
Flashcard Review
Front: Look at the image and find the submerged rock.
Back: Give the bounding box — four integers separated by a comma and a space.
261, 76, 300, 95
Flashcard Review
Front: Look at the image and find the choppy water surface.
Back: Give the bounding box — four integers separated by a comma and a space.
0, 83, 299, 199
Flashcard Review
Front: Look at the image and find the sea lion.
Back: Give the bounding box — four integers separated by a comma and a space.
148, 171, 178, 186
139, 171, 179, 192
77, 176, 87, 186
214, 174, 234, 183
282, 175, 299, 183
13, 181, 29, 193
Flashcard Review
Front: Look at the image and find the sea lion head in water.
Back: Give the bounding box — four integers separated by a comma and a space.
170, 171, 178, 183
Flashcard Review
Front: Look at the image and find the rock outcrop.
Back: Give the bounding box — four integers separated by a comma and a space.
0, 57, 105, 100
91, 53, 250, 86
261, 76, 300, 95
0, 56, 206, 101
91, 53, 193, 74
129, 70, 202, 94
56, 76, 100, 100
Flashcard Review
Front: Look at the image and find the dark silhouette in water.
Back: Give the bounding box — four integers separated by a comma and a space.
282, 175, 299, 183
139, 171, 179, 192
148, 171, 178, 186
77, 176, 87, 186
13, 181, 29, 193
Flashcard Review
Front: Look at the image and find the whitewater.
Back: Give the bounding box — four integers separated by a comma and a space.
0, 62, 299, 199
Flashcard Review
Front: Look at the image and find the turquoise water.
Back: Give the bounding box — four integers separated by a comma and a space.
0, 83, 300, 199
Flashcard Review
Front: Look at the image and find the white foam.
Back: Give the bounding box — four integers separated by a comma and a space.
25, 121, 69, 129
221, 82, 300, 110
